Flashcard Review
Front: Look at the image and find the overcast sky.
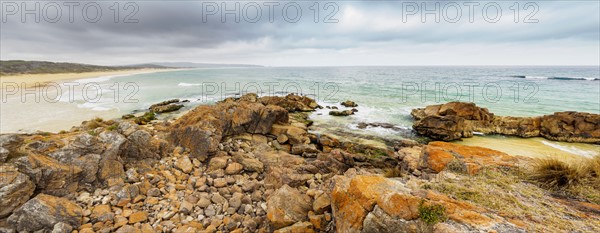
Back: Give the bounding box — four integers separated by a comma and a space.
1, 1, 599, 66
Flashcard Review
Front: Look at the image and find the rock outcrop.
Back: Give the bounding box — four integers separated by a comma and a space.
420, 141, 518, 174
331, 174, 525, 233
170, 94, 290, 158
0, 134, 23, 162
0, 165, 35, 218
412, 102, 600, 143
1, 94, 598, 232
170, 93, 321, 158
8, 194, 83, 232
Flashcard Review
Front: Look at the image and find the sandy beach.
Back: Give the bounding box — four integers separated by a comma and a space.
0, 68, 172, 88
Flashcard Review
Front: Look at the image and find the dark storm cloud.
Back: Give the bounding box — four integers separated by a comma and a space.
0, 1, 598, 65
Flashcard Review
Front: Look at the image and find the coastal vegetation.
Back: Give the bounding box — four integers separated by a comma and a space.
0, 60, 163, 75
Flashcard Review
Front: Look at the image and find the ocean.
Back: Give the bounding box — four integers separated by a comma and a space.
2, 66, 599, 158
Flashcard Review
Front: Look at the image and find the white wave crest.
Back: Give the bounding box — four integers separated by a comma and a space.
178, 82, 203, 87
541, 140, 597, 158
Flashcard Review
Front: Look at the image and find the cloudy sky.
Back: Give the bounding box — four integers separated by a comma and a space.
1, 1, 599, 66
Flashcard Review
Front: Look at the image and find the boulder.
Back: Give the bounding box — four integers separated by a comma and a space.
362, 206, 420, 233
0, 165, 35, 218
234, 156, 263, 173
331, 175, 418, 233
267, 185, 312, 229
291, 144, 319, 155
329, 110, 354, 116
274, 222, 315, 233
15, 154, 83, 196
0, 134, 23, 162
170, 95, 289, 157
271, 124, 309, 145
413, 115, 469, 141
8, 194, 83, 232
421, 142, 518, 174
259, 94, 319, 112
341, 100, 358, 107
175, 155, 194, 174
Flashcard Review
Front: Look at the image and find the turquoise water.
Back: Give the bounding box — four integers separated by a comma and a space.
1, 66, 599, 139
89, 66, 599, 114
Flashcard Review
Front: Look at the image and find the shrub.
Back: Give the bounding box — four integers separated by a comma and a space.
86, 119, 104, 129
418, 201, 447, 225
106, 123, 119, 131
134, 112, 156, 125
88, 130, 99, 136
446, 159, 468, 174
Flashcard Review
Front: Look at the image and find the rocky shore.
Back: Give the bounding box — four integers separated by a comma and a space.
1, 94, 599, 232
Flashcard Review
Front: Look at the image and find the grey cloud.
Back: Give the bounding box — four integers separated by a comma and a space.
0, 1, 598, 65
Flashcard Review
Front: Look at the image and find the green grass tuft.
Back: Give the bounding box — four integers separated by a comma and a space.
418, 201, 447, 225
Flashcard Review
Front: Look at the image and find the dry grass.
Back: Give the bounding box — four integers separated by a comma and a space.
422, 164, 600, 232
529, 158, 587, 190
589, 156, 600, 188
528, 157, 600, 204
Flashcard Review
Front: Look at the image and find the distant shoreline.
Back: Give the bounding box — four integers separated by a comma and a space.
0, 68, 178, 88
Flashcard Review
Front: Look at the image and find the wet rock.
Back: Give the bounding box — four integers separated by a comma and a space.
267, 185, 312, 229
8, 194, 83, 232
341, 100, 358, 107
329, 110, 354, 116
149, 99, 183, 113
151, 104, 184, 114
149, 99, 180, 109
0, 165, 35, 218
